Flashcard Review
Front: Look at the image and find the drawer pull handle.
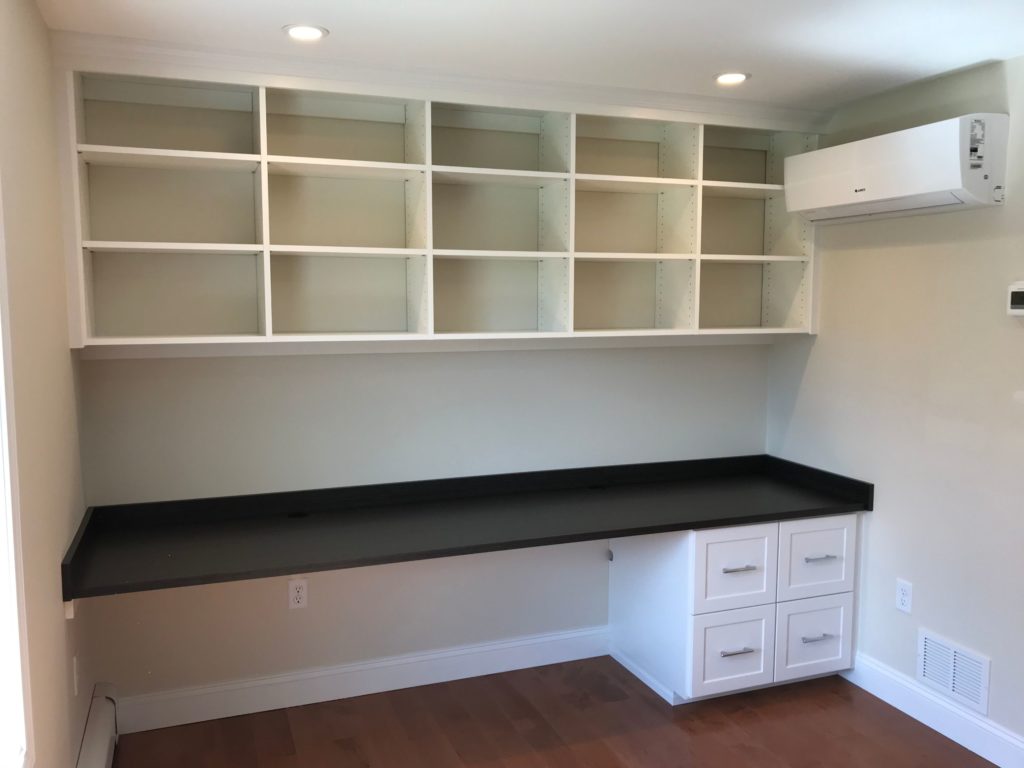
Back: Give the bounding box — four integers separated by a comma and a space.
801, 633, 834, 644
722, 564, 757, 574
720, 647, 756, 658
804, 554, 838, 563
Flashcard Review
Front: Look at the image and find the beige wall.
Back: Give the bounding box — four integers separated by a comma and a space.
768, 59, 1024, 733
77, 346, 769, 694
0, 0, 90, 765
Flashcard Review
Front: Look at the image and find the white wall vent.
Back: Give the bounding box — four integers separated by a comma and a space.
917, 629, 990, 715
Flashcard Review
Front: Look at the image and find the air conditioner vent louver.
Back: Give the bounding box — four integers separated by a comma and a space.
918, 629, 990, 714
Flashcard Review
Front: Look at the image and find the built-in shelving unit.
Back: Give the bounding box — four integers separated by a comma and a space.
66, 73, 818, 351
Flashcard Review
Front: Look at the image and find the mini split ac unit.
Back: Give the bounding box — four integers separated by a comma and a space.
785, 113, 1009, 223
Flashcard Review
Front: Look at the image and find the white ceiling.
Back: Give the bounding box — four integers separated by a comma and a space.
36, 0, 1024, 112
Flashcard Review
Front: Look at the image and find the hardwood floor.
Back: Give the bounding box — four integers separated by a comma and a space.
113, 656, 992, 767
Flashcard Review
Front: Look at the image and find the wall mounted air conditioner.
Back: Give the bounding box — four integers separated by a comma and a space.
785, 113, 1008, 223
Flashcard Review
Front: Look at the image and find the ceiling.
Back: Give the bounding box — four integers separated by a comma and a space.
36, 0, 1024, 112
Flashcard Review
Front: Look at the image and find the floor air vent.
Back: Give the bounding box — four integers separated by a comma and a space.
917, 629, 990, 714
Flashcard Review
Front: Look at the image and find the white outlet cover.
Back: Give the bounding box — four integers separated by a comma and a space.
896, 578, 913, 613
288, 578, 308, 609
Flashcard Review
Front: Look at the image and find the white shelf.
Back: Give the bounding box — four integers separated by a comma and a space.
699, 254, 809, 263
269, 245, 425, 257
66, 73, 816, 350
432, 166, 569, 187
267, 156, 426, 181
78, 145, 261, 172
83, 241, 262, 253
576, 174, 698, 193
702, 181, 785, 199
575, 252, 696, 261
433, 249, 568, 260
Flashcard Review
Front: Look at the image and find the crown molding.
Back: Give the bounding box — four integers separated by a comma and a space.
50, 31, 830, 133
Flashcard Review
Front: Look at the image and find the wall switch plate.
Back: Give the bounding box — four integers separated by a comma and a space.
288, 578, 308, 609
896, 578, 913, 614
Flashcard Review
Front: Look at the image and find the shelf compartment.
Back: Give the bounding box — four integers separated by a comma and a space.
433, 178, 569, 252
701, 192, 810, 258
703, 126, 817, 185
271, 251, 428, 334
82, 161, 260, 244
575, 185, 697, 254
576, 115, 699, 180
698, 258, 809, 330
86, 248, 263, 338
268, 165, 427, 249
433, 255, 570, 333
431, 104, 570, 173
265, 89, 427, 164
574, 257, 695, 331
78, 74, 257, 154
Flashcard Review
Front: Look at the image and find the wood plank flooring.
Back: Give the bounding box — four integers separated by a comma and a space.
113, 656, 992, 767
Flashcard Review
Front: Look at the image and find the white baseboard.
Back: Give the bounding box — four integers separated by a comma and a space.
843, 652, 1024, 768
118, 626, 608, 734
608, 646, 680, 705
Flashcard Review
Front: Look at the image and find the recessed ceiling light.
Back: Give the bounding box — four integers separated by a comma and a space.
284, 25, 329, 42
716, 73, 749, 86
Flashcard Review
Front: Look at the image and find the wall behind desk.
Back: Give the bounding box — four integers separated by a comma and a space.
78, 345, 769, 695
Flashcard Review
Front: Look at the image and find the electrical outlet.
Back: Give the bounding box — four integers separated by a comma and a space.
288, 578, 308, 609
896, 578, 913, 614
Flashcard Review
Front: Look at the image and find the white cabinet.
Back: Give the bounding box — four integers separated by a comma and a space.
778, 514, 856, 601
693, 522, 778, 613
608, 513, 859, 706
690, 604, 776, 698
774, 592, 853, 682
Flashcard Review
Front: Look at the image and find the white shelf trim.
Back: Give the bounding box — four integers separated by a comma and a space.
574, 252, 697, 262
576, 173, 698, 193
269, 245, 425, 257
432, 166, 569, 187
699, 254, 810, 263
266, 156, 426, 180
433, 249, 570, 260
701, 180, 785, 199
78, 144, 261, 171
82, 241, 263, 254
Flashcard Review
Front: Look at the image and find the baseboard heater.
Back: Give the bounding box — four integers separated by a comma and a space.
77, 684, 117, 768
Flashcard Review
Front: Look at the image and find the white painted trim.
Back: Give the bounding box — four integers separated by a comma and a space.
842, 652, 1024, 768
118, 626, 608, 734
609, 646, 680, 706
0, 172, 34, 768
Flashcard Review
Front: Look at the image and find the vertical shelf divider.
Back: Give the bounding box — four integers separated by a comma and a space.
422, 100, 434, 335
567, 113, 577, 333
257, 86, 273, 337
693, 124, 705, 330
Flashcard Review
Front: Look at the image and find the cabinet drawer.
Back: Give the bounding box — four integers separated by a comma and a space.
693, 523, 778, 614
690, 603, 776, 698
778, 514, 856, 601
774, 592, 853, 683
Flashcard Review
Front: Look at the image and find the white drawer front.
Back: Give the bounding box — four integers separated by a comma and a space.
690, 603, 776, 698
778, 514, 856, 601
774, 592, 853, 682
693, 523, 778, 614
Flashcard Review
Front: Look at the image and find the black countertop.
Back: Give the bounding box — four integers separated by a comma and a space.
61, 455, 873, 600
